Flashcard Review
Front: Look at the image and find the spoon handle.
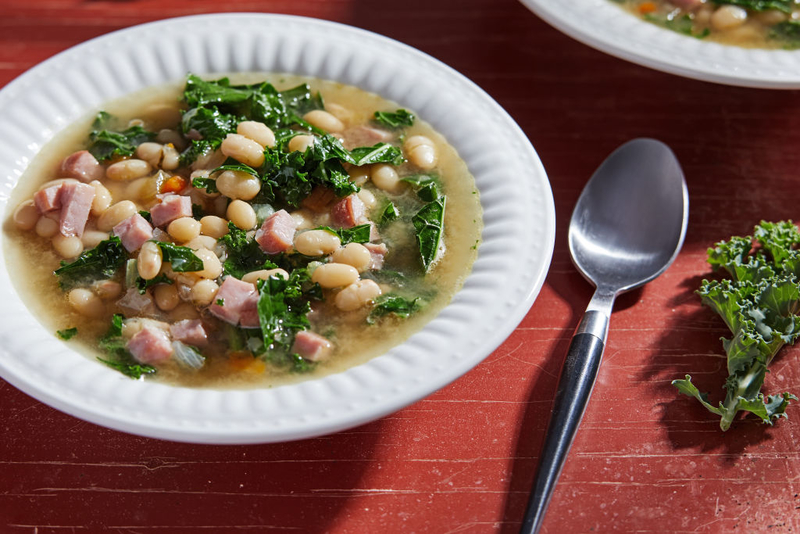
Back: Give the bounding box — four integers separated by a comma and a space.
520, 313, 608, 533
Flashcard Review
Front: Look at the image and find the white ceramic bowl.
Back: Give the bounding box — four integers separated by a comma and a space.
0, 14, 555, 444
519, 0, 800, 89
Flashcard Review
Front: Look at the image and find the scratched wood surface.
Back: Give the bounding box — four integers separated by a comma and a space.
3, 0, 800, 532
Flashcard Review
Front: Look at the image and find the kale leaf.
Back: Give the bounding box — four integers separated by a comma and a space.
367, 294, 424, 324
674, 221, 800, 430
54, 237, 126, 290
373, 109, 415, 129
219, 222, 270, 278
89, 125, 156, 162
770, 20, 800, 49
57, 328, 78, 340
154, 242, 204, 272
256, 270, 312, 351
412, 196, 446, 272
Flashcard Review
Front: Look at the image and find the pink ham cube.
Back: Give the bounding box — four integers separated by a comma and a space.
34, 184, 64, 213
169, 319, 209, 347
113, 213, 154, 252
209, 276, 258, 326
150, 194, 192, 227
291, 331, 332, 362
330, 194, 366, 228
59, 150, 104, 183
59, 182, 95, 237
126, 325, 173, 365
255, 210, 296, 254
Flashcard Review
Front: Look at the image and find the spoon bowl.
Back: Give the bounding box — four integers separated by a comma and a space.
570, 139, 688, 293
521, 138, 688, 533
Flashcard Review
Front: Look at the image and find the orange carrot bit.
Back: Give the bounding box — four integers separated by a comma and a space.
639, 2, 657, 14
160, 175, 187, 194
228, 351, 267, 375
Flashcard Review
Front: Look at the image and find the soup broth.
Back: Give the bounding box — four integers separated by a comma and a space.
4, 74, 482, 389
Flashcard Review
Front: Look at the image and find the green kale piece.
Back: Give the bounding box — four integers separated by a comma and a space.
373, 109, 415, 129
54, 237, 126, 290
56, 328, 78, 340
256, 270, 313, 352
312, 225, 372, 246
154, 242, 204, 272
380, 202, 399, 224
674, 221, 800, 430
89, 125, 156, 162
643, 13, 710, 39
219, 222, 270, 278
770, 20, 800, 49
412, 196, 446, 272
367, 294, 424, 324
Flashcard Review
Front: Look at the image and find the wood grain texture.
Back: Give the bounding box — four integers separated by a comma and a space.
3, 0, 800, 532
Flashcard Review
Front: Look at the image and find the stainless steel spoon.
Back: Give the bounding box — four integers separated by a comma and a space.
520, 138, 689, 533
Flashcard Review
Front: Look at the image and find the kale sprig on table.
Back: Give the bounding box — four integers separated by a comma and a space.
674, 221, 800, 430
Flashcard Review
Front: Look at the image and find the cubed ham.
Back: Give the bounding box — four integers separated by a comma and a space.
255, 210, 296, 254
150, 194, 192, 227
169, 319, 208, 347
209, 276, 258, 326
59, 150, 104, 183
301, 186, 337, 213
331, 194, 367, 228
364, 242, 388, 270
126, 325, 173, 365
34, 184, 63, 213
118, 288, 156, 316
238, 293, 260, 329
291, 331, 333, 362
58, 182, 95, 237
340, 125, 393, 151
113, 213, 153, 252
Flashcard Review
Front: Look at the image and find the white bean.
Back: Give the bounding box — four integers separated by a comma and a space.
161, 144, 180, 170
68, 288, 105, 318
711, 5, 747, 30
237, 121, 276, 148
242, 269, 290, 286
156, 129, 186, 150
185, 235, 217, 251
194, 248, 222, 279
97, 201, 138, 231
136, 142, 163, 167
294, 230, 341, 256
357, 189, 377, 209
334, 279, 382, 311
35, 216, 59, 238
90, 180, 112, 216
153, 283, 180, 311
52, 235, 84, 258
170, 302, 200, 321
371, 164, 403, 193
288, 135, 316, 153
227, 200, 257, 230
331, 243, 372, 272
221, 133, 265, 168
303, 110, 345, 133
215, 170, 261, 200
137, 241, 163, 280
12, 200, 38, 231
106, 159, 152, 181
290, 209, 314, 231
81, 230, 110, 249
404, 135, 438, 170
191, 279, 219, 306
168, 217, 201, 243
348, 166, 371, 186
92, 280, 122, 300
311, 263, 359, 289
200, 215, 229, 238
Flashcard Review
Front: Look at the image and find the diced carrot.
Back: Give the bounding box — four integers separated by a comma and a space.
160, 175, 187, 194
228, 351, 266, 374
639, 2, 657, 14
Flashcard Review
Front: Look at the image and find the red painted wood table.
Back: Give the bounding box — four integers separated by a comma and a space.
3, 0, 800, 532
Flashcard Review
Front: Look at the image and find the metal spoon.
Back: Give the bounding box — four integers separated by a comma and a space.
520, 138, 689, 533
